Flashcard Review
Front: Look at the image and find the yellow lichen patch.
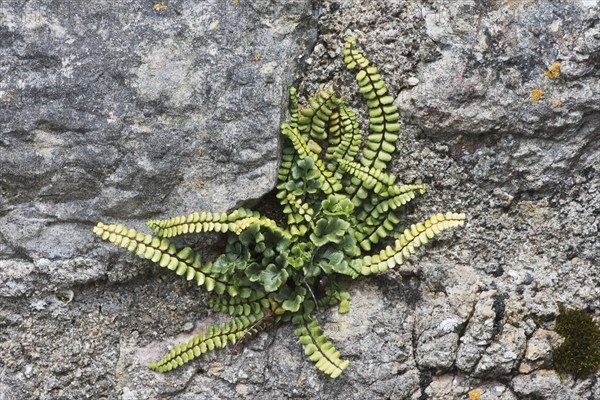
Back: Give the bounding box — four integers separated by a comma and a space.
211, 21, 219, 29
152, 2, 168, 11
531, 88, 545, 102
552, 99, 562, 108
253, 53, 262, 61
197, 148, 203, 157
544, 62, 561, 79
468, 389, 482, 400
232, 0, 240, 4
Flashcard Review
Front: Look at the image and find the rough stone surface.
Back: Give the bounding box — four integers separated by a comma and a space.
1, 0, 317, 398
2, 0, 600, 399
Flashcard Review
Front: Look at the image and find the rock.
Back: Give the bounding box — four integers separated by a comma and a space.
1, 0, 316, 398
0, 0, 317, 290
519, 329, 562, 374
511, 370, 576, 400
456, 291, 497, 372
1, 0, 599, 398
473, 324, 527, 377
407, 77, 419, 86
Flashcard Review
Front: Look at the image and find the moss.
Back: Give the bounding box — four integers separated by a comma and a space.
552, 306, 600, 379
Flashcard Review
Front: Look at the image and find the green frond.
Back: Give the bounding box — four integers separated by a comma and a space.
146, 208, 261, 238
385, 183, 427, 198
148, 311, 269, 373
338, 159, 397, 207
289, 86, 299, 128
352, 212, 466, 276
317, 279, 351, 314
355, 210, 400, 251
280, 124, 343, 195
326, 108, 342, 150
208, 290, 271, 316
93, 222, 245, 296
277, 87, 300, 186
275, 191, 314, 237
353, 184, 427, 251
276, 142, 298, 187
298, 86, 340, 143
343, 36, 400, 172
229, 216, 292, 240
293, 314, 349, 378
326, 104, 361, 173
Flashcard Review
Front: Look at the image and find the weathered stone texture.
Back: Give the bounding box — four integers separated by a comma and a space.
1, 0, 599, 399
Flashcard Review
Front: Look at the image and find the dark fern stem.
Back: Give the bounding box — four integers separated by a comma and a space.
230, 308, 276, 355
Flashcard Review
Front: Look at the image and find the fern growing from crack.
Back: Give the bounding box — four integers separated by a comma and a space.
93, 37, 465, 379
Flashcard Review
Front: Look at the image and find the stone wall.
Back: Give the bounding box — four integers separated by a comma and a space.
1, 0, 599, 399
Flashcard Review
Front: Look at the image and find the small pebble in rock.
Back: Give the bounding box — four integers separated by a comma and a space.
407, 76, 419, 86
182, 322, 194, 332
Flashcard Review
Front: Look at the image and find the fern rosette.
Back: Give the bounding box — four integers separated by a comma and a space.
93, 37, 465, 379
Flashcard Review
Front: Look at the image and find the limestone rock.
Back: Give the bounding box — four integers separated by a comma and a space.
1, 0, 599, 398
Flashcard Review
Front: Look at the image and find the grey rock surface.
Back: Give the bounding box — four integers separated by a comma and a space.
1, 0, 600, 399
1, 0, 317, 398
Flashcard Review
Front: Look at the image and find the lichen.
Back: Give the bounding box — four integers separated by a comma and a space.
544, 62, 561, 79
552, 306, 600, 380
531, 88, 545, 103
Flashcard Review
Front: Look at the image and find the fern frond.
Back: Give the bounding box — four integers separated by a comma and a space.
293, 314, 349, 378
326, 104, 361, 168
298, 87, 340, 143
278, 88, 301, 187
355, 209, 400, 251
338, 159, 397, 206
281, 124, 342, 195
146, 208, 260, 238
275, 191, 314, 237
385, 183, 427, 198
353, 184, 427, 251
148, 311, 269, 372
326, 108, 342, 150
277, 142, 297, 185
343, 36, 400, 172
289, 86, 299, 128
93, 223, 246, 296
208, 290, 271, 316
352, 212, 466, 276
229, 217, 292, 239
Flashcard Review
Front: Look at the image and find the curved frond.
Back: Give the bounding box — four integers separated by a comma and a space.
343, 36, 400, 172
281, 124, 342, 195
338, 159, 397, 206
326, 104, 361, 171
93, 223, 247, 296
298, 87, 340, 143
289, 86, 299, 128
353, 184, 428, 251
148, 311, 269, 372
229, 216, 292, 239
208, 290, 271, 316
352, 212, 466, 276
293, 314, 349, 378
146, 208, 260, 238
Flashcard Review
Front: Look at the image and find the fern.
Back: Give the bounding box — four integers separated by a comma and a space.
93, 37, 466, 379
